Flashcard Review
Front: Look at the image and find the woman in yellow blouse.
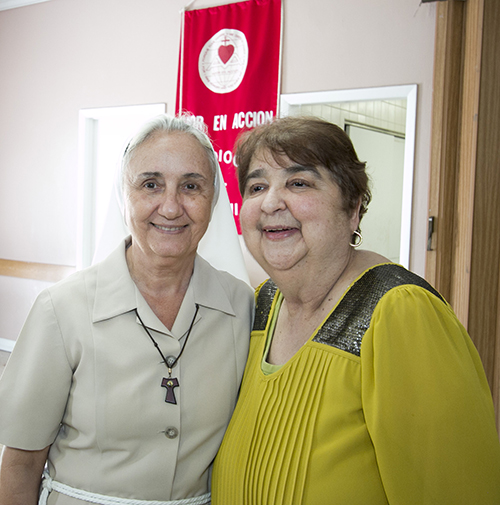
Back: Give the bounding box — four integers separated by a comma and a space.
212, 116, 500, 504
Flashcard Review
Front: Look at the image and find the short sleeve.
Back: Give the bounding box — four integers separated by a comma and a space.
361, 285, 500, 504
0, 289, 74, 449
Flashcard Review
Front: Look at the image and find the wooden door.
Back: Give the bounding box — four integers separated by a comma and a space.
426, 0, 500, 429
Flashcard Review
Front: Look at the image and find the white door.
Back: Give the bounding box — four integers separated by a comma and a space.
77, 104, 166, 269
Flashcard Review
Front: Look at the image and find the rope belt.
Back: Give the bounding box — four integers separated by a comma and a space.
39, 471, 211, 505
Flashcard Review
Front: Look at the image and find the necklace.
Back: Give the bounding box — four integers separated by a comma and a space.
134, 304, 199, 404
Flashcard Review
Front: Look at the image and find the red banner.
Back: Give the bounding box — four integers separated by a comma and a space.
177, 0, 282, 232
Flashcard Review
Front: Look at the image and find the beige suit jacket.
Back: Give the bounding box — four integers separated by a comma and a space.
0, 239, 254, 504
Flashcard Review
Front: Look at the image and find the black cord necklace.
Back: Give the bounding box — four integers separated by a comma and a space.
134, 304, 199, 404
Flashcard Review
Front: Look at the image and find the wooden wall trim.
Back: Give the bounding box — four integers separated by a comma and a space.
0, 259, 76, 283
495, 265, 500, 430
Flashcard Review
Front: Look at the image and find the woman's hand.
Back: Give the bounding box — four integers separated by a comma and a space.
0, 445, 50, 505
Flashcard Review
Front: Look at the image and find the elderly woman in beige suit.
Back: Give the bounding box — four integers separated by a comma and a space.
0, 114, 253, 505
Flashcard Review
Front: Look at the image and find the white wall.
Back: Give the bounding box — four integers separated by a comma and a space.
0, 0, 437, 342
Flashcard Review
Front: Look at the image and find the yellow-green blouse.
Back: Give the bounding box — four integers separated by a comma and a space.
212, 264, 500, 505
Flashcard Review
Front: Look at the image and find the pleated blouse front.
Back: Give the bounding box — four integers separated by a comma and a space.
213, 312, 386, 504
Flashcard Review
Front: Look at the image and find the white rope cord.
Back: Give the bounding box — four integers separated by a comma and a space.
39, 472, 211, 505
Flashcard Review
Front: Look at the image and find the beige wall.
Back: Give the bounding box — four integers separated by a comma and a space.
0, 0, 437, 343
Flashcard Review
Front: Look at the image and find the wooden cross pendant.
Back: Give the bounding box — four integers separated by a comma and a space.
161, 377, 179, 404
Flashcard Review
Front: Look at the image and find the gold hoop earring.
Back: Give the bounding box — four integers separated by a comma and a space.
350, 230, 363, 248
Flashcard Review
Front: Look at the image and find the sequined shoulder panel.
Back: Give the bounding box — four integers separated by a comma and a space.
312, 264, 445, 356
253, 280, 279, 332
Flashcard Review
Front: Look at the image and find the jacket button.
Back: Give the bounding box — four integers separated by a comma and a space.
165, 427, 179, 439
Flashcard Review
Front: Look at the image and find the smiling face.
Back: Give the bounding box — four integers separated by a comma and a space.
240, 150, 360, 276
123, 131, 215, 265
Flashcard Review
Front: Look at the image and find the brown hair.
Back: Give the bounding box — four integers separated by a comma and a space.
235, 116, 371, 220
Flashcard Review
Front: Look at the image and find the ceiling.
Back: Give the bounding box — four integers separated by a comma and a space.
0, 0, 52, 11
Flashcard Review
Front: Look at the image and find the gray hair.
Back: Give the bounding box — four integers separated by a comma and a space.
121, 113, 220, 210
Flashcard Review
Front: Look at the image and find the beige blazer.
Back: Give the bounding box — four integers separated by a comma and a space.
0, 239, 254, 504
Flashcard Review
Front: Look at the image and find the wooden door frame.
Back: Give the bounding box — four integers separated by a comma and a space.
426, 0, 465, 303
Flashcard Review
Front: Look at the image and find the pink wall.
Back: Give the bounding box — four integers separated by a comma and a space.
0, 0, 437, 342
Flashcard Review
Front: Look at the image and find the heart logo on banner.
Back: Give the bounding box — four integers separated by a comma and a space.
218, 44, 235, 64
199, 29, 248, 93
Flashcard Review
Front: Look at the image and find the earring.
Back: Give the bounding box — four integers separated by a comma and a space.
350, 230, 363, 248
